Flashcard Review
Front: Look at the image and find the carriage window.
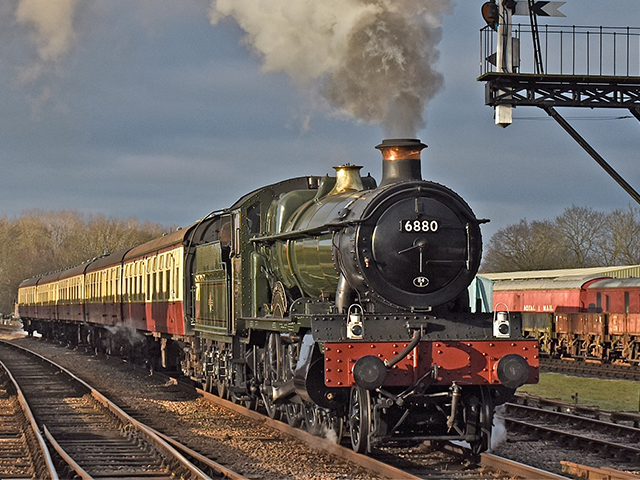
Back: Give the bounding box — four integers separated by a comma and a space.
625, 291, 630, 314
153, 273, 157, 301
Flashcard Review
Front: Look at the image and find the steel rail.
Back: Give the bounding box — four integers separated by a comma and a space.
90, 387, 212, 480
506, 402, 640, 439
562, 460, 640, 479
515, 391, 640, 427
0, 340, 213, 480
133, 420, 249, 480
501, 416, 640, 461
439, 442, 570, 479
43, 424, 91, 480
0, 359, 59, 480
6, 337, 566, 480
110, 363, 415, 479
540, 357, 640, 381
195, 386, 421, 480
481, 453, 570, 480
196, 384, 568, 479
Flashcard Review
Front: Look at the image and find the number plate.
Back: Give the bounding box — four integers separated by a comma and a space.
401, 220, 440, 233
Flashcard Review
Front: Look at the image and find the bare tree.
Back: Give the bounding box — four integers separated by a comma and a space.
482, 219, 566, 272
555, 205, 606, 268
597, 205, 640, 265
0, 211, 169, 314
483, 204, 640, 273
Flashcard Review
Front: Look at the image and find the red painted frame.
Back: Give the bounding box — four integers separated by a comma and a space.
324, 339, 539, 388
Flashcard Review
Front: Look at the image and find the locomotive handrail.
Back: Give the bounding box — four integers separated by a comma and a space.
249, 200, 394, 244
249, 221, 351, 244
250, 185, 429, 244
250, 217, 486, 245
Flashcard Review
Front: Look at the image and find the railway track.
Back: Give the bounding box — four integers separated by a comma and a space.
195, 381, 569, 479
500, 401, 640, 466
5, 329, 640, 478
4, 335, 566, 479
515, 391, 640, 427
540, 356, 640, 381
0, 363, 57, 479
0, 340, 243, 480
369, 441, 568, 479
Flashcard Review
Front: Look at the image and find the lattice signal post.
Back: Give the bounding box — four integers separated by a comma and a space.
478, 0, 640, 204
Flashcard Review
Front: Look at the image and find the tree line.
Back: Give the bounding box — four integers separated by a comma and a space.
482, 204, 640, 272
3, 205, 638, 313
0, 210, 169, 315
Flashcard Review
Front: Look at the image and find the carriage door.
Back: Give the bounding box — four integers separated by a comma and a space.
231, 210, 244, 328
193, 241, 230, 336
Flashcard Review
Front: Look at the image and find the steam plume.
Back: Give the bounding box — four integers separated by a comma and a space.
15, 0, 80, 81
209, 0, 451, 137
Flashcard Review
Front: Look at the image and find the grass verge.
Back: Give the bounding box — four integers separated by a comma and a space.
518, 372, 640, 412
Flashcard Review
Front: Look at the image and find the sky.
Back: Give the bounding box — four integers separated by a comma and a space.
0, 0, 639, 245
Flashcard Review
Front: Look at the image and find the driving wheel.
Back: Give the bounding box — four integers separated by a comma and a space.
349, 386, 371, 453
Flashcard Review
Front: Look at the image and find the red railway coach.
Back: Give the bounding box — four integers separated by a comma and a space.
491, 275, 608, 357
57, 263, 89, 323
584, 278, 640, 314
492, 275, 608, 314
487, 270, 640, 362
121, 230, 190, 336
585, 278, 640, 361
35, 271, 62, 322
84, 250, 129, 327
17, 276, 38, 320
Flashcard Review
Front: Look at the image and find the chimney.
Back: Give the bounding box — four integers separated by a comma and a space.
375, 138, 427, 186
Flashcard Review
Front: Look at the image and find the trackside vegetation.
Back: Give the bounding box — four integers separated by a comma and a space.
0, 210, 170, 315
519, 372, 640, 412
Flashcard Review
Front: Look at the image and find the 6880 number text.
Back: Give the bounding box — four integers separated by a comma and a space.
401, 220, 439, 233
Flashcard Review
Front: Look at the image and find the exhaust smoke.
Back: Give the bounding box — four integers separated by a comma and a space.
15, 0, 81, 83
209, 0, 452, 137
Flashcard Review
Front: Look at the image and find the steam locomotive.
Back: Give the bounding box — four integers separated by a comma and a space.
17, 139, 539, 454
